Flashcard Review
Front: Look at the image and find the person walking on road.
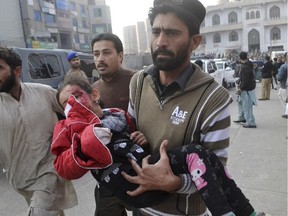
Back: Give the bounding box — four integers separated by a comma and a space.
123, 1, 268, 212
91, 33, 135, 112
271, 57, 278, 90
259, 55, 273, 100
277, 53, 288, 119
91, 32, 135, 216
233, 51, 257, 128
0, 46, 77, 216
122, 0, 235, 215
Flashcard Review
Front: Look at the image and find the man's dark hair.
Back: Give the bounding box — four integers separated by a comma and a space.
91, 33, 123, 54
148, 0, 206, 37
0, 46, 22, 70
239, 51, 248, 60
194, 59, 203, 68
265, 55, 270, 61
148, 5, 201, 37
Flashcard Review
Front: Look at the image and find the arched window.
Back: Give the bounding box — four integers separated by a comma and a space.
256, 11, 260, 18
270, 27, 281, 40
201, 36, 206, 44
229, 31, 238, 41
248, 29, 260, 46
228, 11, 238, 24
246, 12, 250, 20
213, 33, 221, 43
270, 6, 280, 19
251, 11, 255, 19
212, 14, 220, 26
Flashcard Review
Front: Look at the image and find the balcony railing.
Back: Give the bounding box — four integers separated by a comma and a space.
201, 23, 243, 34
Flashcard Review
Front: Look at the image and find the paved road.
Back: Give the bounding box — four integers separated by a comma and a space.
0, 83, 287, 216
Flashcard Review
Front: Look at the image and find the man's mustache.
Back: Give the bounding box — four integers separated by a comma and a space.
153, 49, 174, 57
97, 63, 108, 68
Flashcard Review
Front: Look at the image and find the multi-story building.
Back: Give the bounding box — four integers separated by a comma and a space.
136, 21, 148, 54
0, 1, 26, 48
123, 25, 138, 54
0, 0, 112, 52
122, 19, 151, 55
122, 0, 287, 57
1, 0, 286, 58
88, 0, 112, 38
196, 0, 288, 58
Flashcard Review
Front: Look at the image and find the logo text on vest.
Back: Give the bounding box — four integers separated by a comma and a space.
170, 106, 188, 125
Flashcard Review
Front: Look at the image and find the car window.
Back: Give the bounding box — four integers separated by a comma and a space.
216, 62, 224, 69
79, 57, 96, 78
79, 55, 99, 82
207, 61, 217, 74
28, 53, 62, 79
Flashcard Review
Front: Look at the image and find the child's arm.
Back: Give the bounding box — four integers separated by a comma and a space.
51, 95, 112, 180
130, 131, 148, 147
51, 120, 90, 180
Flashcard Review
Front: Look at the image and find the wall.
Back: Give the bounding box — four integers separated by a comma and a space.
123, 54, 152, 70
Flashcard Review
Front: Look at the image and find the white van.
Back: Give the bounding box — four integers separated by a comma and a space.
191, 58, 225, 87
271, 51, 286, 60
214, 59, 235, 87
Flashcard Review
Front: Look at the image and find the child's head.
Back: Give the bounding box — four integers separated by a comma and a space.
57, 76, 102, 115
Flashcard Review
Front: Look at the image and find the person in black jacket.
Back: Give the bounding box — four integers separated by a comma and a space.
233, 51, 257, 128
271, 57, 279, 90
259, 55, 273, 100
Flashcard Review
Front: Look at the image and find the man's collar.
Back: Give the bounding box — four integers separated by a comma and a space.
145, 64, 193, 91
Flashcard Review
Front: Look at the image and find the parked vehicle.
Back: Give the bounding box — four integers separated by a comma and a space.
227, 61, 237, 70
214, 59, 235, 87
11, 47, 98, 89
191, 58, 226, 87
271, 51, 286, 60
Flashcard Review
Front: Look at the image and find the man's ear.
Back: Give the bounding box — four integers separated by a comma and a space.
189, 34, 202, 52
14, 66, 22, 78
118, 51, 124, 64
91, 88, 100, 102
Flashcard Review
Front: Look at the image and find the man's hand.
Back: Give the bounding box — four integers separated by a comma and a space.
121, 140, 182, 196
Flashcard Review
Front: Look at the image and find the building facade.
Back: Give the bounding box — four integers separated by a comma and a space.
195, 0, 288, 59
1, 0, 286, 58
136, 21, 149, 54
0, 0, 112, 52
123, 25, 138, 54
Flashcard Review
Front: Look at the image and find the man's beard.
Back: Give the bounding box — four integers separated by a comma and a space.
0, 71, 16, 93
151, 43, 190, 71
72, 63, 80, 69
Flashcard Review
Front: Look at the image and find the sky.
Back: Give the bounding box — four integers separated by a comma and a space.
106, 0, 214, 40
